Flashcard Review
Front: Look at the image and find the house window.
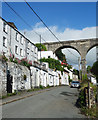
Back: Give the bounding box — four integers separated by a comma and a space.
20, 36, 24, 44
31, 45, 34, 52
16, 32, 19, 41
48, 56, 50, 58
28, 42, 31, 50
20, 48, 23, 56
34, 47, 37, 54
3, 22, 7, 33
3, 36, 7, 47
15, 45, 18, 54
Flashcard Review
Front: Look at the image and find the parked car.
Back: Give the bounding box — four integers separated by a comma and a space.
70, 81, 80, 88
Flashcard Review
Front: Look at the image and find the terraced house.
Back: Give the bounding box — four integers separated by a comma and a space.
0, 17, 38, 65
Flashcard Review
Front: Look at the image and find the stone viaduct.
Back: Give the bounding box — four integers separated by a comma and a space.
43, 38, 98, 75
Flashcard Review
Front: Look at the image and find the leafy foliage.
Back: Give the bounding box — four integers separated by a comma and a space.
87, 65, 92, 73
40, 58, 64, 72
67, 64, 72, 70
55, 49, 66, 62
73, 69, 79, 79
9, 54, 32, 68
35, 43, 47, 51
82, 74, 88, 81
76, 89, 86, 108
91, 61, 98, 81
55, 49, 72, 70
2, 55, 8, 62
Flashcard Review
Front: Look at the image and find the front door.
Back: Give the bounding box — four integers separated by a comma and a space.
7, 70, 13, 93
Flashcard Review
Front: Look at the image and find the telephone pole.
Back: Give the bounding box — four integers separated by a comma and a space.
40, 35, 41, 62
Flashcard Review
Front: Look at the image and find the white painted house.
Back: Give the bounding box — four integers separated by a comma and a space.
0, 17, 38, 65
38, 51, 58, 60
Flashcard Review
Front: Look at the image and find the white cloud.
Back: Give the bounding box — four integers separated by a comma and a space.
20, 23, 97, 69
21, 23, 96, 43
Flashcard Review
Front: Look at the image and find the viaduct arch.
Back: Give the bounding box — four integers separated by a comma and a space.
43, 38, 98, 75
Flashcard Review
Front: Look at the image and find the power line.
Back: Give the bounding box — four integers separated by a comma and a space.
24, 0, 60, 43
24, 0, 79, 58
3, 0, 47, 44
66, 48, 79, 58
4, 0, 79, 59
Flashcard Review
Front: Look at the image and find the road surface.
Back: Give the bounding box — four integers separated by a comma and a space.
2, 86, 86, 118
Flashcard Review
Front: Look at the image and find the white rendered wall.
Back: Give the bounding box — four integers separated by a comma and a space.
38, 51, 58, 60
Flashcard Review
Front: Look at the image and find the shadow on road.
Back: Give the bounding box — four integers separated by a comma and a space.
60, 91, 78, 97
60, 91, 80, 108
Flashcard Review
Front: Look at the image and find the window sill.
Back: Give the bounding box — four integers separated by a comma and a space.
16, 39, 19, 42
3, 46, 7, 48
3, 30, 7, 34
21, 43, 23, 45
15, 53, 18, 55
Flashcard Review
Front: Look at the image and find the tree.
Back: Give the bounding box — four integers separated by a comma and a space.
55, 49, 72, 70
73, 69, 79, 79
35, 43, 47, 51
87, 65, 92, 73
91, 61, 98, 81
55, 49, 67, 62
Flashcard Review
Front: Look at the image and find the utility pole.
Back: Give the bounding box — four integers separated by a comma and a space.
40, 35, 41, 63
40, 35, 41, 86
78, 57, 81, 80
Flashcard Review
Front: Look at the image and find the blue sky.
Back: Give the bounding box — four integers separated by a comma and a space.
1, 2, 97, 69
2, 2, 96, 31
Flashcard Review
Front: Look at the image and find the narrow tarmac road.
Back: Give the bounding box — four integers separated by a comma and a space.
2, 86, 86, 118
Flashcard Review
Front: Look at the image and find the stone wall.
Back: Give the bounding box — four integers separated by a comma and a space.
0, 61, 7, 97
7, 62, 31, 92
85, 87, 96, 108
0, 61, 31, 96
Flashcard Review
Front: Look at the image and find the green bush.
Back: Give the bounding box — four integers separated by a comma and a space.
27, 89, 33, 92
9, 57, 13, 62
76, 89, 86, 108
35, 43, 47, 51
81, 106, 97, 118
69, 79, 72, 83
40, 85, 43, 89
14, 58, 18, 64
7, 92, 17, 97
2, 55, 8, 62
82, 74, 88, 81
47, 84, 50, 88
40, 58, 64, 72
